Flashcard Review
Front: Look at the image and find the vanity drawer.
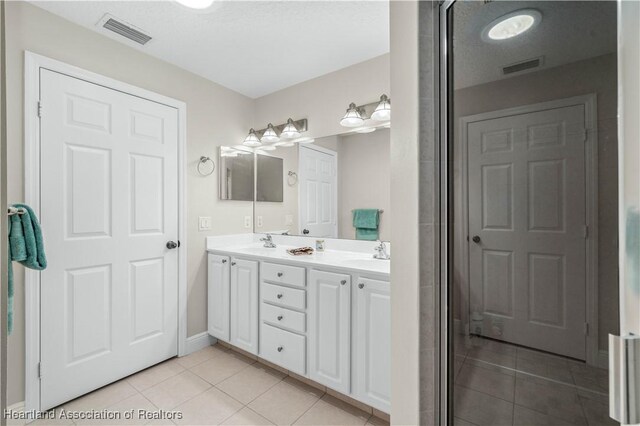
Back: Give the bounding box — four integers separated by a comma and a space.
261, 302, 306, 333
262, 282, 306, 311
261, 262, 306, 288
260, 323, 306, 375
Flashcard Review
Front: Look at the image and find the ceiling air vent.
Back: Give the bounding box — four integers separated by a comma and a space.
98, 14, 152, 45
502, 56, 544, 75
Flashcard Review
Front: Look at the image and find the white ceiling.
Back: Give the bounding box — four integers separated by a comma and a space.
31, 0, 390, 98
453, 1, 617, 89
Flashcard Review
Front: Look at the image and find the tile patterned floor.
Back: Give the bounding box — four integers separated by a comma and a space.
16, 345, 389, 426
453, 335, 618, 426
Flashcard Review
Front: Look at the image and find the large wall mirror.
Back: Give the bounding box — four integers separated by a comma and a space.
253, 129, 390, 240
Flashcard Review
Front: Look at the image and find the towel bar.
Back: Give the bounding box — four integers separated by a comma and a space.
7, 207, 26, 216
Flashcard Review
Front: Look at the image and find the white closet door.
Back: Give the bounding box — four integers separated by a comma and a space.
39, 69, 179, 410
467, 104, 587, 359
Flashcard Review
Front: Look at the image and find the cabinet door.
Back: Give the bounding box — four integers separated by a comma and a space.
207, 254, 230, 341
230, 258, 259, 354
353, 277, 390, 413
308, 270, 351, 393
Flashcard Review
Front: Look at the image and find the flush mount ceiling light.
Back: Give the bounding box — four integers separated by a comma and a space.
371, 94, 391, 121
174, 0, 215, 9
482, 9, 541, 42
242, 129, 261, 147
340, 103, 365, 128
260, 123, 280, 143
281, 118, 302, 139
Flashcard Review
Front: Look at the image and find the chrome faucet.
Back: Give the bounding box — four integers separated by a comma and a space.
260, 234, 276, 248
373, 240, 390, 260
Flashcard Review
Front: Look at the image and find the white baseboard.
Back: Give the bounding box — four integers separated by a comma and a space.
184, 331, 216, 355
597, 350, 609, 369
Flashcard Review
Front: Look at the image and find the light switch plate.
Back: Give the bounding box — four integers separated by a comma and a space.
257, 216, 263, 228
244, 216, 251, 228
198, 216, 211, 231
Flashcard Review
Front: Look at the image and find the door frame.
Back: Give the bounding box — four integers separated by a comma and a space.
297, 144, 338, 237
458, 94, 600, 366
23, 51, 188, 412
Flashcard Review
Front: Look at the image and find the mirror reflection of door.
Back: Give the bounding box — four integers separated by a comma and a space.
299, 145, 338, 238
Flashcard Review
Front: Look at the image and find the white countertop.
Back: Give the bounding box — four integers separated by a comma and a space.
207, 242, 390, 277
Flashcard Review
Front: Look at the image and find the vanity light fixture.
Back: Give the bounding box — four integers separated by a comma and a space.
482, 9, 541, 41
281, 118, 302, 139
260, 123, 280, 143
340, 103, 365, 128
242, 128, 261, 147
294, 137, 315, 144
371, 94, 391, 121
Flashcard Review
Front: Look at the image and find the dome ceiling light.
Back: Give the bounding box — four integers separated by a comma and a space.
482, 9, 542, 42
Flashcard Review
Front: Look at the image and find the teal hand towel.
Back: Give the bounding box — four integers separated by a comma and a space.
7, 204, 47, 334
352, 209, 380, 241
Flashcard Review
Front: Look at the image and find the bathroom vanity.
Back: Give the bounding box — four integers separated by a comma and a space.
207, 234, 391, 413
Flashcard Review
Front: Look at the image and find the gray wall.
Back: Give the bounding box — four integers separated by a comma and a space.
4, 1, 254, 405
452, 53, 619, 351
338, 129, 391, 241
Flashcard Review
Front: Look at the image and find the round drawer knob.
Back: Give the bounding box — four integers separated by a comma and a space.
231, 261, 236, 266
277, 315, 283, 321
358, 283, 365, 289
277, 346, 284, 352
277, 272, 284, 277
340, 280, 347, 285
277, 294, 283, 299
222, 259, 227, 264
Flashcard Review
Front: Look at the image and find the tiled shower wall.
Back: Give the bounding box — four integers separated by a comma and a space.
418, 1, 440, 425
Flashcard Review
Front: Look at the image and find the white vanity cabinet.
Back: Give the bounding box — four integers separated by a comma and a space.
207, 254, 230, 341
206, 247, 390, 414
308, 270, 351, 394
230, 258, 259, 354
352, 277, 391, 413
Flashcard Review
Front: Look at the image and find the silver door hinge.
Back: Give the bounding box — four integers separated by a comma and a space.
38, 362, 42, 379
37, 101, 42, 118
584, 322, 589, 335
583, 225, 589, 239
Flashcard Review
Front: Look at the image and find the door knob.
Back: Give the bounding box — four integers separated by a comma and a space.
166, 241, 178, 249
303, 229, 310, 235
277, 346, 284, 352
341, 280, 347, 285
472, 235, 481, 243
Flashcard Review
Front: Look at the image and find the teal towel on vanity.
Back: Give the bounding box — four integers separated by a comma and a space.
8, 204, 47, 334
352, 209, 380, 241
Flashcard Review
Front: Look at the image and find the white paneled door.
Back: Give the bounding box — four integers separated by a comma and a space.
299, 146, 337, 238
39, 69, 179, 410
467, 104, 587, 359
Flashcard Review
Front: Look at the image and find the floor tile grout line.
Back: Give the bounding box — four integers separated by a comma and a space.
461, 356, 607, 396
288, 391, 327, 425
